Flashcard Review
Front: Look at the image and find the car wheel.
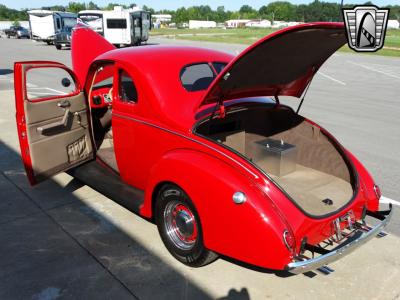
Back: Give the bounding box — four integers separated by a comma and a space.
55, 44, 62, 50
155, 184, 218, 267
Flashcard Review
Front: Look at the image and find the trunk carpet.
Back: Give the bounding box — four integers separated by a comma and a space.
270, 165, 353, 216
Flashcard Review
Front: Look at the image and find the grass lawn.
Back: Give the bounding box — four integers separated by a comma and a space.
151, 28, 400, 57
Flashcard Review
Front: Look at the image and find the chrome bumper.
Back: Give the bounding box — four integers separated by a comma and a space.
286, 204, 393, 274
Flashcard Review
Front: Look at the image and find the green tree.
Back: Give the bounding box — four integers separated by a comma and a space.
67, 2, 86, 13
262, 2, 296, 22
12, 20, 20, 26
239, 5, 257, 19
87, 1, 100, 10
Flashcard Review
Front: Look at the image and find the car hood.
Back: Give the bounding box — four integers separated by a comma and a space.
198, 22, 346, 108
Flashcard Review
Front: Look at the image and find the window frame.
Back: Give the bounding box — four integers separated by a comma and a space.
24, 65, 81, 103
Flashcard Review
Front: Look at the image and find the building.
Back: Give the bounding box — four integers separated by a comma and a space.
245, 20, 272, 28
388, 20, 400, 29
225, 19, 251, 28
152, 14, 172, 28
0, 21, 30, 31
188, 20, 216, 29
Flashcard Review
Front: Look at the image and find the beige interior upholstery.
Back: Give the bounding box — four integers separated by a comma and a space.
97, 129, 119, 173
197, 105, 355, 216
25, 93, 93, 180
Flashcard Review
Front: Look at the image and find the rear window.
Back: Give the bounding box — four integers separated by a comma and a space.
180, 62, 227, 92
180, 63, 215, 92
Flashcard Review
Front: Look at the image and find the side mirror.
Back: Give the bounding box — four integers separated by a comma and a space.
61, 77, 71, 87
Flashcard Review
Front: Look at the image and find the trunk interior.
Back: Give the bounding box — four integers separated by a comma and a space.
195, 104, 356, 217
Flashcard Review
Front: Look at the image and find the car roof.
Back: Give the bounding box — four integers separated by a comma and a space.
96, 46, 233, 130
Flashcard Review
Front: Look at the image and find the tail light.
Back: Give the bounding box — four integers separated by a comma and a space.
374, 184, 381, 200
283, 230, 295, 252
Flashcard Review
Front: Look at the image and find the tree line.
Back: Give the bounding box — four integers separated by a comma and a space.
1, 1, 399, 23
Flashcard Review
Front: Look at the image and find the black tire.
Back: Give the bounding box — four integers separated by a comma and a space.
155, 184, 218, 267
7, 35, 10, 39
46, 41, 52, 45
55, 44, 62, 50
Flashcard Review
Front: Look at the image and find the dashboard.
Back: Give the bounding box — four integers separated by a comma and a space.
90, 87, 113, 109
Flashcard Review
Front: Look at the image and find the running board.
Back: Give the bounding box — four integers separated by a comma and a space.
68, 160, 144, 214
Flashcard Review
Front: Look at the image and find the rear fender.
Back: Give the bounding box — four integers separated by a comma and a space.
142, 149, 292, 269
346, 150, 379, 211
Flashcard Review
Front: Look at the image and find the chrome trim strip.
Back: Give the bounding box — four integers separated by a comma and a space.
286, 204, 393, 274
112, 113, 259, 178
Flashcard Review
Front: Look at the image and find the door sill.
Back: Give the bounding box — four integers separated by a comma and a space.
67, 160, 144, 214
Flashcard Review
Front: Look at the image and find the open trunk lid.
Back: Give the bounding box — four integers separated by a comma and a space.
198, 22, 346, 108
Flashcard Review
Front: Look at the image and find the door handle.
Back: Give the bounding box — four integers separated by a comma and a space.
37, 108, 71, 135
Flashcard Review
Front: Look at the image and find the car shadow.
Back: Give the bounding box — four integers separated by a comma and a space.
0, 139, 306, 299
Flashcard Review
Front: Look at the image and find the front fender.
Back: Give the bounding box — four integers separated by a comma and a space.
142, 149, 293, 269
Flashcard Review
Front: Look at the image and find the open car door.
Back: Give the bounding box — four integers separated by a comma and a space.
15, 61, 94, 185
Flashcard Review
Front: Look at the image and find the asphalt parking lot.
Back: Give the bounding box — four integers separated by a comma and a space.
0, 37, 400, 299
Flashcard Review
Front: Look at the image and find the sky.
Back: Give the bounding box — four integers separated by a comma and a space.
1, 0, 397, 10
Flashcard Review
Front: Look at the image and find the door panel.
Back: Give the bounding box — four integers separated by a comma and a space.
15, 61, 94, 185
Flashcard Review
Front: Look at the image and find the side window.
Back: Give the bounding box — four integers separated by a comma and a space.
107, 19, 127, 29
180, 63, 215, 92
118, 69, 138, 103
26, 67, 77, 100
56, 18, 61, 29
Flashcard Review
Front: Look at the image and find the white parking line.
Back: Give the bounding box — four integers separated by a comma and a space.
380, 196, 400, 207
347, 61, 400, 80
318, 71, 346, 85
28, 92, 59, 95
45, 87, 67, 95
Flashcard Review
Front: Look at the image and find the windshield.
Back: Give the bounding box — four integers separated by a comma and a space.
79, 14, 103, 31
63, 17, 77, 28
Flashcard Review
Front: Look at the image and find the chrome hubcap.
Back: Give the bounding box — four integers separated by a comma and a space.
164, 200, 198, 250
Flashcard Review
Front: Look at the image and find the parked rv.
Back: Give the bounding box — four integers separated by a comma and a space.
28, 10, 77, 44
78, 6, 151, 46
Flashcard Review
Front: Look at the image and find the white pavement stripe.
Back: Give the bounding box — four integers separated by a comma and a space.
380, 196, 400, 206
318, 71, 346, 85
28, 92, 59, 95
348, 61, 400, 80
45, 87, 67, 95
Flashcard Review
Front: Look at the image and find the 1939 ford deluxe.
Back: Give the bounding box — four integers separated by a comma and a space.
14, 22, 392, 274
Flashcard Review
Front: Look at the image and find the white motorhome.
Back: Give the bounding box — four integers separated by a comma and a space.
28, 10, 77, 44
78, 6, 151, 46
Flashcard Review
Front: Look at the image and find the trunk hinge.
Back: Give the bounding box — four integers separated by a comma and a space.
296, 67, 316, 114
218, 101, 226, 118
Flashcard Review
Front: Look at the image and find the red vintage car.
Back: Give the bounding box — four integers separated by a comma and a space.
14, 22, 392, 274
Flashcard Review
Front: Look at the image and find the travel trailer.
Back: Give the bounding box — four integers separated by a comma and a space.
78, 6, 151, 46
28, 10, 77, 44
